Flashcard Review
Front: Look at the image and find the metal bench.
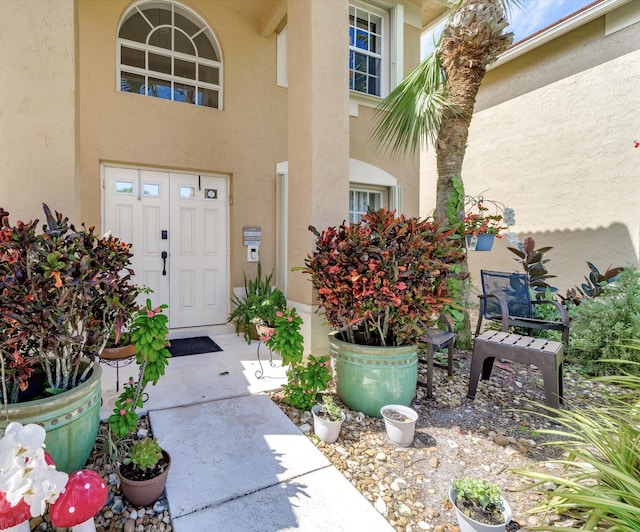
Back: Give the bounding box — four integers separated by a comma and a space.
467, 330, 564, 409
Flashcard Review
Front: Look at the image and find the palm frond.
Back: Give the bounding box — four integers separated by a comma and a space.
370, 51, 453, 157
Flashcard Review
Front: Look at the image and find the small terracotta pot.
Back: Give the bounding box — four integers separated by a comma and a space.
101, 344, 136, 360
118, 450, 171, 506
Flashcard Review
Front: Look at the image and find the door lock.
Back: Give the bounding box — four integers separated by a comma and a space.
161, 251, 168, 276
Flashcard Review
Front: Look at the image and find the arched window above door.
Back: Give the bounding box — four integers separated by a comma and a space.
117, 0, 222, 109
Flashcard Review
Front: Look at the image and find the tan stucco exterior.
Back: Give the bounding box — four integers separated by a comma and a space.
421, 3, 640, 294
1, 0, 422, 350
77, 0, 292, 287
0, 0, 78, 221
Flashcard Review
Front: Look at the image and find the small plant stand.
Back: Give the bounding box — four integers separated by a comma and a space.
255, 340, 279, 379
100, 345, 136, 391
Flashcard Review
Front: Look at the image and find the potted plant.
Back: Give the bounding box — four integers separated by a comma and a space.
311, 395, 345, 443
227, 262, 287, 343
0, 204, 140, 472
380, 404, 418, 447
101, 329, 136, 360
449, 477, 512, 532
117, 437, 171, 506
264, 307, 333, 410
302, 208, 464, 416
108, 299, 171, 506
463, 199, 508, 251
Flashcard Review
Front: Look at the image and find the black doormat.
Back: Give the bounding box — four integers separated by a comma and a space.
168, 336, 223, 357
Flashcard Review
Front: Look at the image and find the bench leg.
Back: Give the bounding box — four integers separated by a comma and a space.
467, 353, 494, 400
539, 365, 560, 409
538, 357, 564, 409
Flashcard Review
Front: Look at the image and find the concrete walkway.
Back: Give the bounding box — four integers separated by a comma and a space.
99, 331, 393, 531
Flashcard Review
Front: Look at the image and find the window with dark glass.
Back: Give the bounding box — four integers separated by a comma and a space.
117, 1, 222, 109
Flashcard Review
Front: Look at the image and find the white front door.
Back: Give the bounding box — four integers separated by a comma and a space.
103, 166, 229, 329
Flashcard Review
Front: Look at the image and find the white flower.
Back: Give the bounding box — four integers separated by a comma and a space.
0, 423, 68, 517
22, 460, 68, 516
0, 422, 46, 465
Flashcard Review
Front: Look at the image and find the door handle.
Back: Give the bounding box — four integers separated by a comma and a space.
161, 251, 168, 276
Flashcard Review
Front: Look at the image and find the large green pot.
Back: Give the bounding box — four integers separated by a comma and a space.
0, 361, 102, 473
329, 332, 418, 417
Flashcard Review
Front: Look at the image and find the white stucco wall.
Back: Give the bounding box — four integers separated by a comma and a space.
421, 48, 640, 292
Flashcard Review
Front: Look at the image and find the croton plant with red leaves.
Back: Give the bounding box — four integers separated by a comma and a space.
303, 209, 465, 347
0, 205, 140, 403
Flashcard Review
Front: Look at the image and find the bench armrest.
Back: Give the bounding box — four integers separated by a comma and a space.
476, 293, 510, 334
530, 299, 570, 326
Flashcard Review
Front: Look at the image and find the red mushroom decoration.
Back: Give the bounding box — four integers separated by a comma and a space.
49, 470, 108, 532
0, 491, 31, 532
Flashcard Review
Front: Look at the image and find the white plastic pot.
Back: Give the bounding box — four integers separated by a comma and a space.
380, 404, 418, 447
449, 486, 511, 532
311, 405, 345, 443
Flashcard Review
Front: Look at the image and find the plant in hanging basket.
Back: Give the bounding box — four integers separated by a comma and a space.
463, 202, 506, 237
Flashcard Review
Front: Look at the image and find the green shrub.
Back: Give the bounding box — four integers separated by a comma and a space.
568, 267, 640, 375
512, 360, 640, 530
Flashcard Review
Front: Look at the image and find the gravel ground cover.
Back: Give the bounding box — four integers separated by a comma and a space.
271, 349, 609, 532
29, 347, 609, 532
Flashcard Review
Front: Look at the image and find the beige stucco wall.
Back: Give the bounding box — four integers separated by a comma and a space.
421, 18, 640, 293
4, 0, 423, 320
0, 0, 78, 222
77, 0, 288, 291
349, 22, 421, 217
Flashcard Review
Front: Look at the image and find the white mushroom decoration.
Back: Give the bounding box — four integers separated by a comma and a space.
0, 491, 31, 532
49, 469, 108, 532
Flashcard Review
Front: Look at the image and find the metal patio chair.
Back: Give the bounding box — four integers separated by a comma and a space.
475, 270, 570, 346
418, 315, 457, 398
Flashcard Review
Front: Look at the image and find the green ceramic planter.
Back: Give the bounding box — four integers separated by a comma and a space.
0, 361, 102, 473
329, 332, 418, 417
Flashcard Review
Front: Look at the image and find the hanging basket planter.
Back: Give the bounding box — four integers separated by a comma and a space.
466, 234, 495, 251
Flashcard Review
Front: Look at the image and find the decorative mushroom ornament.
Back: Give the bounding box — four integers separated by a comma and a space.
49, 470, 108, 532
0, 491, 31, 532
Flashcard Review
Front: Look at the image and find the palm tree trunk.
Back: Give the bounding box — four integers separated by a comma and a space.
435, 0, 513, 346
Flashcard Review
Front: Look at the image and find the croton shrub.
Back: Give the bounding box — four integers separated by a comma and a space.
0, 204, 139, 402
303, 209, 465, 346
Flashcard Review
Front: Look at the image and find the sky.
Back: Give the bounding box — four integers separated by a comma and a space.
421, 0, 595, 58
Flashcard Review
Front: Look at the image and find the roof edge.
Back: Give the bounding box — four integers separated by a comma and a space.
492, 0, 632, 68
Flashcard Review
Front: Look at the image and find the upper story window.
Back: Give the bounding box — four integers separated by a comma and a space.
349, 2, 389, 98
117, 1, 222, 109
